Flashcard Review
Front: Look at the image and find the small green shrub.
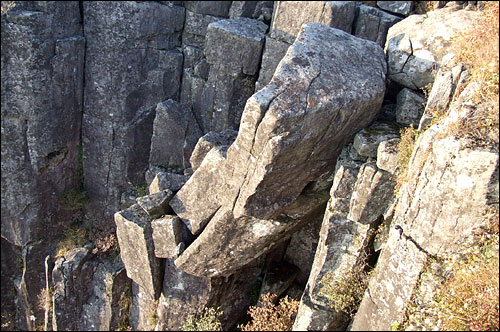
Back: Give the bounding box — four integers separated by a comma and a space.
238, 294, 299, 331
135, 184, 148, 197
181, 307, 223, 331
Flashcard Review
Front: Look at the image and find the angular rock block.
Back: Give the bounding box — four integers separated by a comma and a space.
352, 122, 400, 158
376, 138, 400, 173
136, 190, 174, 216
270, 1, 357, 44
395, 88, 426, 126
151, 216, 184, 258
149, 100, 203, 169
174, 23, 387, 277
206, 17, 267, 76
353, 4, 401, 47
149, 171, 190, 194
386, 5, 479, 89
377, 1, 413, 15
190, 129, 238, 171
255, 36, 291, 91
348, 162, 396, 225
114, 204, 162, 299
184, 1, 232, 17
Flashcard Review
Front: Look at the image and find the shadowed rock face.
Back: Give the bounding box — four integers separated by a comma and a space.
173, 22, 387, 277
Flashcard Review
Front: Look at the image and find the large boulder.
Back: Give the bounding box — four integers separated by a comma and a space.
385, 5, 480, 89
173, 22, 387, 277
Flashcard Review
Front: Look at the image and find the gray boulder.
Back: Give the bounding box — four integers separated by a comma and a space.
352, 122, 400, 158
173, 22, 386, 277
151, 216, 185, 258
270, 1, 357, 44
255, 36, 291, 91
136, 190, 174, 216
149, 171, 190, 194
385, 5, 479, 89
353, 4, 402, 48
376, 138, 400, 173
149, 100, 203, 170
190, 129, 238, 171
114, 204, 162, 299
395, 88, 426, 126
377, 1, 414, 15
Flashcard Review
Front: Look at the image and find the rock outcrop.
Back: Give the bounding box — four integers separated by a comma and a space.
172, 22, 387, 277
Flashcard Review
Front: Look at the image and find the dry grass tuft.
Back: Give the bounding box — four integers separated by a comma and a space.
238, 294, 299, 331
394, 125, 419, 195
55, 223, 89, 258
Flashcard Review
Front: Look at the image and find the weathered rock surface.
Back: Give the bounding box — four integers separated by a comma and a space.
1, 2, 84, 326
353, 4, 402, 48
270, 1, 357, 44
151, 216, 185, 258
190, 129, 238, 171
395, 88, 426, 126
114, 204, 162, 299
136, 190, 174, 216
377, 1, 414, 15
52, 248, 130, 331
83, 2, 185, 228
255, 36, 291, 91
229, 1, 274, 23
385, 5, 479, 89
149, 100, 202, 170
352, 122, 400, 158
351, 97, 499, 330
173, 22, 386, 277
184, 1, 232, 17
376, 138, 400, 173
149, 171, 189, 194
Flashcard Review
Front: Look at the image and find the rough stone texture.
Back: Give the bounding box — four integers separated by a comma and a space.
170, 146, 230, 236
395, 88, 426, 126
255, 36, 291, 92
376, 1, 413, 15
1, 2, 84, 327
151, 216, 184, 258
270, 1, 357, 44
156, 258, 264, 330
206, 18, 267, 76
129, 282, 158, 331
418, 63, 466, 130
149, 171, 190, 194
352, 122, 400, 158
284, 212, 324, 286
351, 96, 499, 330
149, 100, 203, 170
184, 1, 232, 17
83, 2, 185, 229
52, 248, 130, 331
136, 190, 174, 216
190, 129, 238, 171
385, 5, 479, 89
229, 1, 274, 23
293, 156, 364, 331
114, 204, 162, 299
348, 162, 396, 224
353, 4, 402, 48
173, 23, 386, 277
376, 138, 400, 173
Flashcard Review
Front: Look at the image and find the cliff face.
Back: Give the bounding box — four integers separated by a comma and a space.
1, 1, 497, 331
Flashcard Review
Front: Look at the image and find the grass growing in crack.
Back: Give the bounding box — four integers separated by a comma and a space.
181, 307, 223, 331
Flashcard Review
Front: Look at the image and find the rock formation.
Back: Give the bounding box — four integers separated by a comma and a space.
2, 1, 497, 331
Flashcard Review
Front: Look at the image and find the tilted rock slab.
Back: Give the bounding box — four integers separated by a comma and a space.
385, 5, 479, 90
173, 22, 387, 277
115, 204, 162, 299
